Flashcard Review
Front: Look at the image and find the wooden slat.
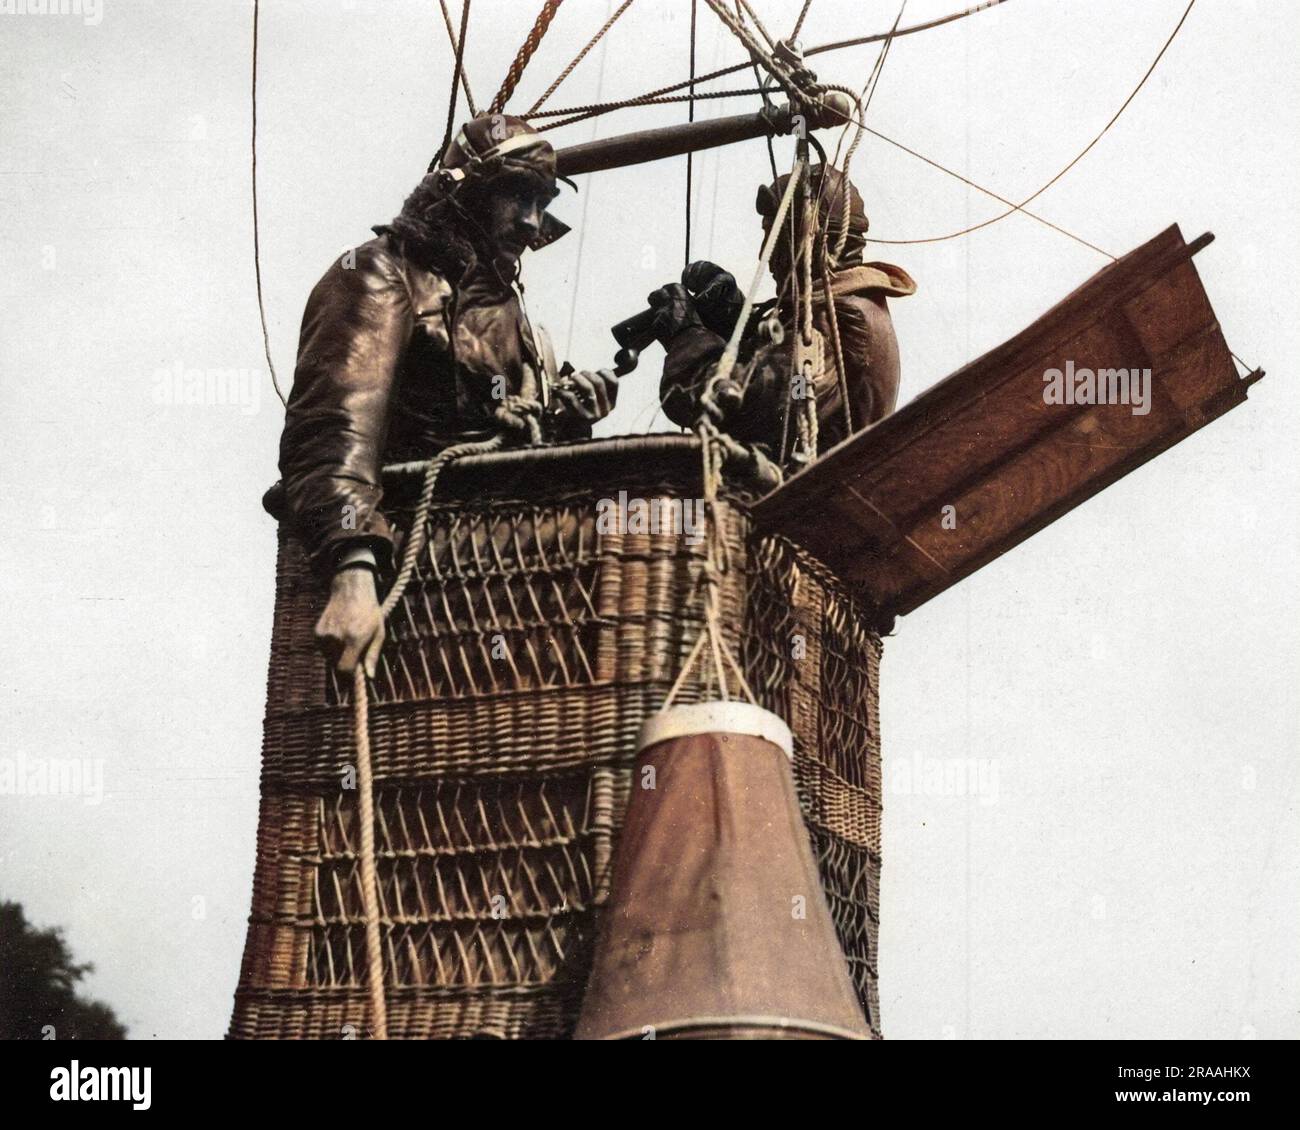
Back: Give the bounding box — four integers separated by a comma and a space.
752, 225, 1261, 622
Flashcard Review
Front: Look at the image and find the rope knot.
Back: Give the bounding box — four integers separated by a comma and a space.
494, 395, 544, 445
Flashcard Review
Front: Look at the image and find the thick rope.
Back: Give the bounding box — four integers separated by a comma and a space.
349, 397, 541, 1040
663, 421, 756, 709
437, 0, 478, 117
525, 0, 634, 115
490, 0, 565, 115
349, 665, 387, 1039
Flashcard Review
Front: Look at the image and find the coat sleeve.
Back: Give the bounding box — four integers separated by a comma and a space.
278, 242, 416, 576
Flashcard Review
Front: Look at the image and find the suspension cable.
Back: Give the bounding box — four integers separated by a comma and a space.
532, 86, 763, 129
741, 0, 779, 182
685, 0, 697, 267
561, 0, 618, 361
527, 0, 634, 115
855, 121, 1114, 258
435, 0, 472, 167
437, 0, 477, 117
490, 0, 565, 115
700, 0, 795, 100
864, 0, 1196, 251
807, 0, 1008, 62
537, 0, 1011, 118
736, 0, 775, 50
828, 0, 906, 259
790, 0, 814, 43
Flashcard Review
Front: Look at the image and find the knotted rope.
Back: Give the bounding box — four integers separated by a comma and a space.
489, 0, 565, 115
664, 421, 757, 710
350, 396, 542, 1039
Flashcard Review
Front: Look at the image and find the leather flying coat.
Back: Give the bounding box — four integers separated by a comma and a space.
278, 234, 573, 574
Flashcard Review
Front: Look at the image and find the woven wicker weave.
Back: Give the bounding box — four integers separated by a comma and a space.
230, 440, 883, 1039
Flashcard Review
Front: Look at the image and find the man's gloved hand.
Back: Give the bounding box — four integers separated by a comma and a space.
553, 368, 618, 422
682, 260, 744, 338
647, 282, 703, 343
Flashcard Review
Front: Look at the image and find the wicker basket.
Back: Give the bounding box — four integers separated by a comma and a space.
229, 438, 883, 1039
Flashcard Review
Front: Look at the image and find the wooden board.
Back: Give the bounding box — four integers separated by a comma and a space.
752, 224, 1263, 622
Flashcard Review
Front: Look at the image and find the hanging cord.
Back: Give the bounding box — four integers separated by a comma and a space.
526, 0, 634, 115
715, 157, 805, 385
798, 0, 904, 443
851, 119, 1114, 258
685, 0, 697, 267
437, 0, 478, 118
743, 4, 779, 182
867, 0, 1196, 250
562, 0, 618, 361
435, 0, 473, 168
350, 397, 543, 1040
251, 0, 286, 409
831, 0, 906, 261
806, 0, 1007, 63
490, 0, 565, 115
663, 421, 757, 708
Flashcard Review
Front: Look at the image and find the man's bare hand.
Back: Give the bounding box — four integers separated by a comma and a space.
315, 568, 385, 677
555, 368, 618, 422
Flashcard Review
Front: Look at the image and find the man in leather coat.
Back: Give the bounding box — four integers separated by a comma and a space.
649, 164, 915, 464
278, 115, 618, 677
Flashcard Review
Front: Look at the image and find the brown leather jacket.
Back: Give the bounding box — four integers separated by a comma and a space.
278, 233, 577, 574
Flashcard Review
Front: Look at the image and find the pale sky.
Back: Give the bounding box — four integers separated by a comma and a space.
1, 0, 1297, 1039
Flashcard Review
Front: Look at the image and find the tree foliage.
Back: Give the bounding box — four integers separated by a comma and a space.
0, 900, 127, 1040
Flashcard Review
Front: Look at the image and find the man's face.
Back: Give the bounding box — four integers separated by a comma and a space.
480, 173, 558, 268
